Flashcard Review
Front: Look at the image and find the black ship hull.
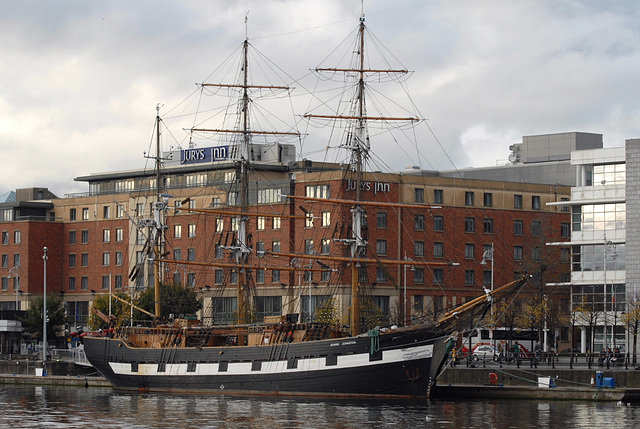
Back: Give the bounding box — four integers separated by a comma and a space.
83, 326, 450, 398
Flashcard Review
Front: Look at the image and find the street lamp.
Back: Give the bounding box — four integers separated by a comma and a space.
604, 238, 616, 351
8, 266, 19, 310
481, 243, 494, 347
42, 247, 48, 366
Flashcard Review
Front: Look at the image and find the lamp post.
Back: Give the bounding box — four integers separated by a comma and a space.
481, 243, 494, 347
603, 238, 616, 351
8, 266, 19, 310
42, 247, 48, 365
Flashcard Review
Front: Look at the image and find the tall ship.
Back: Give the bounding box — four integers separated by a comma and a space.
82, 14, 530, 398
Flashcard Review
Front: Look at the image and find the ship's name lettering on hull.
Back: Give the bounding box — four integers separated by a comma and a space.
346, 180, 390, 194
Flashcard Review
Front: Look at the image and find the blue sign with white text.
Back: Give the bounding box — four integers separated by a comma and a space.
181, 146, 230, 164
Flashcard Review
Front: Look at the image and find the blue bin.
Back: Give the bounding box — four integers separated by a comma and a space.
603, 377, 616, 388
596, 371, 604, 387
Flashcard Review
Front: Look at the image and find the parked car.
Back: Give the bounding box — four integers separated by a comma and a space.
471, 344, 500, 362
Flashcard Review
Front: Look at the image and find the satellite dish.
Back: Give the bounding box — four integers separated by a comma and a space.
508, 153, 517, 163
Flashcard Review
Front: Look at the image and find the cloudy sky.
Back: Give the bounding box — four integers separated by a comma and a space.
1, 0, 640, 196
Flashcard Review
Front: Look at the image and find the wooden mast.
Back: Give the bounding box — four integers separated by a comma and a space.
154, 105, 162, 319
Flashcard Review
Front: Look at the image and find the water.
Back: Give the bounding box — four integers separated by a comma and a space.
2, 385, 640, 428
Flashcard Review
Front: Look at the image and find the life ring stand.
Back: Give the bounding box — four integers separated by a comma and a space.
489, 372, 498, 384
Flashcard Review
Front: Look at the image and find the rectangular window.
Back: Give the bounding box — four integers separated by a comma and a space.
561, 223, 570, 237
433, 269, 444, 285
305, 212, 314, 228
257, 217, 266, 231
1, 232, 8, 245
103, 229, 110, 243
321, 239, 330, 255
305, 184, 330, 199
273, 217, 281, 230
69, 277, 76, 291
465, 217, 475, 233
115, 275, 122, 290
117, 205, 125, 218
69, 254, 76, 268
514, 246, 523, 261
102, 275, 110, 290
70, 208, 77, 221
215, 245, 223, 259
1, 254, 7, 268
376, 239, 387, 255
376, 266, 387, 282
483, 270, 492, 286
414, 215, 424, 230
321, 211, 331, 227
102, 252, 110, 266
115, 251, 123, 266
81, 230, 89, 244
434, 189, 443, 204
483, 193, 493, 207
414, 268, 424, 284
514, 194, 523, 209
465, 243, 475, 259
13, 254, 19, 267
514, 220, 523, 235
433, 242, 444, 258
188, 224, 196, 238
215, 270, 224, 285
256, 269, 265, 284
256, 241, 265, 255
187, 248, 195, 261
13, 231, 20, 244
321, 270, 330, 282
415, 188, 424, 203
174, 248, 182, 261
116, 228, 123, 242
136, 229, 145, 245
272, 269, 281, 283
532, 247, 541, 261
103, 206, 111, 219
531, 221, 541, 236
304, 239, 314, 255
81, 253, 89, 267
69, 230, 76, 245
465, 270, 475, 286
187, 273, 196, 287
1, 277, 7, 291
465, 191, 474, 206
216, 218, 224, 233
173, 224, 182, 239
433, 215, 444, 231
414, 241, 424, 257
483, 218, 493, 234
82, 208, 89, 220
272, 241, 281, 254
377, 212, 387, 228
532, 196, 541, 210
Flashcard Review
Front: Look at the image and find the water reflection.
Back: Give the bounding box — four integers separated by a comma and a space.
1, 385, 640, 428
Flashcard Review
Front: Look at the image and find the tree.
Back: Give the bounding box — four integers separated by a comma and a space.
20, 294, 66, 343
88, 292, 132, 330
621, 295, 640, 364
135, 283, 202, 322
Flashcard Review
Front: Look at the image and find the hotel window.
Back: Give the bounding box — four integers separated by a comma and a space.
465, 270, 475, 286
483, 193, 493, 207
464, 217, 475, 233
69, 277, 76, 291
116, 228, 123, 242
273, 217, 281, 230
433, 215, 444, 231
433, 269, 444, 285
187, 273, 196, 287
514, 220, 523, 235
224, 172, 236, 183
465, 191, 474, 206
321, 270, 330, 282
215, 270, 224, 285
305, 212, 314, 228
117, 205, 125, 218
532, 196, 541, 210
561, 223, 570, 237
102, 252, 110, 266
433, 242, 444, 258
514, 246, 523, 261
272, 240, 281, 253
13, 230, 20, 244
257, 217, 266, 231
103, 229, 110, 242
305, 184, 329, 199
272, 270, 281, 283
256, 241, 265, 255
377, 212, 387, 228
483, 218, 493, 234
216, 218, 224, 233
102, 276, 109, 290
174, 249, 182, 261
256, 269, 265, 284
531, 221, 541, 236
188, 224, 196, 238
69, 230, 76, 245
304, 239, 314, 255
187, 248, 196, 261
321, 211, 331, 227
434, 189, 444, 204
136, 229, 145, 245
1, 232, 7, 245
465, 243, 475, 259
215, 245, 223, 259
81, 253, 89, 267
136, 203, 144, 217
1, 254, 7, 268
532, 247, 541, 261
212, 197, 222, 207
561, 247, 570, 263
70, 208, 77, 221
13, 254, 19, 267
483, 271, 492, 286
321, 239, 330, 255
69, 254, 76, 268
414, 241, 424, 257
414, 215, 425, 230
82, 207, 89, 220
115, 251, 123, 266
81, 230, 89, 244
514, 194, 523, 209
414, 268, 424, 284
115, 275, 123, 289
376, 239, 387, 256
376, 267, 387, 282
560, 197, 570, 212
415, 188, 424, 203
1, 278, 7, 291
103, 206, 111, 219
231, 218, 239, 231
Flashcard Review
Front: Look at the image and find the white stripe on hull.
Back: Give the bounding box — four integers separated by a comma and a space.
108, 344, 433, 376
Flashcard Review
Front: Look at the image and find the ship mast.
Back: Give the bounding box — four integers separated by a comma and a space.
305, 15, 417, 335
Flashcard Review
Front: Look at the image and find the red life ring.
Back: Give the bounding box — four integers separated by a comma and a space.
489, 373, 498, 384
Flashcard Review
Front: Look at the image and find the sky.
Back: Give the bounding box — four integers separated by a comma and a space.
2, 0, 640, 196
